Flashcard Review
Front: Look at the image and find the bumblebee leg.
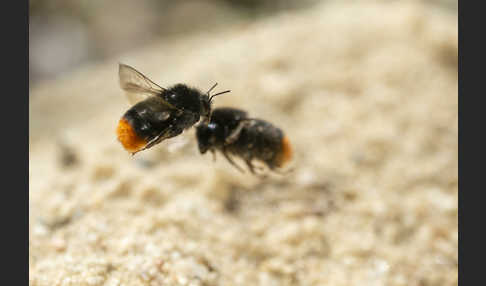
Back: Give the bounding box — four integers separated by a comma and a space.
132, 135, 162, 155
222, 149, 245, 173
246, 160, 269, 179
268, 161, 294, 175
132, 129, 172, 155
145, 132, 168, 148
166, 124, 185, 139
244, 160, 256, 175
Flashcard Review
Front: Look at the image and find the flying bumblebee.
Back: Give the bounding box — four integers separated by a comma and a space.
116, 63, 230, 155
196, 107, 293, 174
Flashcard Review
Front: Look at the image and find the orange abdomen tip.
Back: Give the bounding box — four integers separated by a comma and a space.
277, 135, 293, 167
116, 118, 147, 153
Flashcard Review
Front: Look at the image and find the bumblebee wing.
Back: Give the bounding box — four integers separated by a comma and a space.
119, 63, 178, 110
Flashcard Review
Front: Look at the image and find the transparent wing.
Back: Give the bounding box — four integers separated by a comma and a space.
119, 63, 171, 105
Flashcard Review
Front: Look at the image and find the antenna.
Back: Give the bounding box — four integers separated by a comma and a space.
206, 82, 230, 103
209, 90, 231, 103
206, 83, 218, 95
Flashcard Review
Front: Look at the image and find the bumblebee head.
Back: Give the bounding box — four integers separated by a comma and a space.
195, 122, 220, 154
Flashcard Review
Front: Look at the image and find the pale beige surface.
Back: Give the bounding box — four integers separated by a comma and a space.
29, 2, 457, 285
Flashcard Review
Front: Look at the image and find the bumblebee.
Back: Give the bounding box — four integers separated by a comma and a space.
196, 107, 293, 174
116, 63, 230, 155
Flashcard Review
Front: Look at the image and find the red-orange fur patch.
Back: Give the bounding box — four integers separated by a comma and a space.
116, 118, 147, 153
276, 135, 293, 167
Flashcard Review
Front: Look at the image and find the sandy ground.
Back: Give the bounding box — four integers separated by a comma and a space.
29, 1, 457, 285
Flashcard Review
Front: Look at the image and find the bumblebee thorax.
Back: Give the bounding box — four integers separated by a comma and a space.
163, 84, 202, 113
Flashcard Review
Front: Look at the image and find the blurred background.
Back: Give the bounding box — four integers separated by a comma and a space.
29, 0, 313, 86
29, 0, 456, 87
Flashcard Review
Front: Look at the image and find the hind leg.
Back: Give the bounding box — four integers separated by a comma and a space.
267, 161, 294, 175
222, 149, 245, 173
245, 160, 268, 178
132, 129, 173, 155
244, 159, 257, 175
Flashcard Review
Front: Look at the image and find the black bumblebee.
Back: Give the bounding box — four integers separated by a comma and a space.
116, 63, 230, 154
196, 107, 293, 174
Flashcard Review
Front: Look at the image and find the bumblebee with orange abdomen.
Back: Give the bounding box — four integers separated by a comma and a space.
196, 107, 293, 174
116, 63, 230, 155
